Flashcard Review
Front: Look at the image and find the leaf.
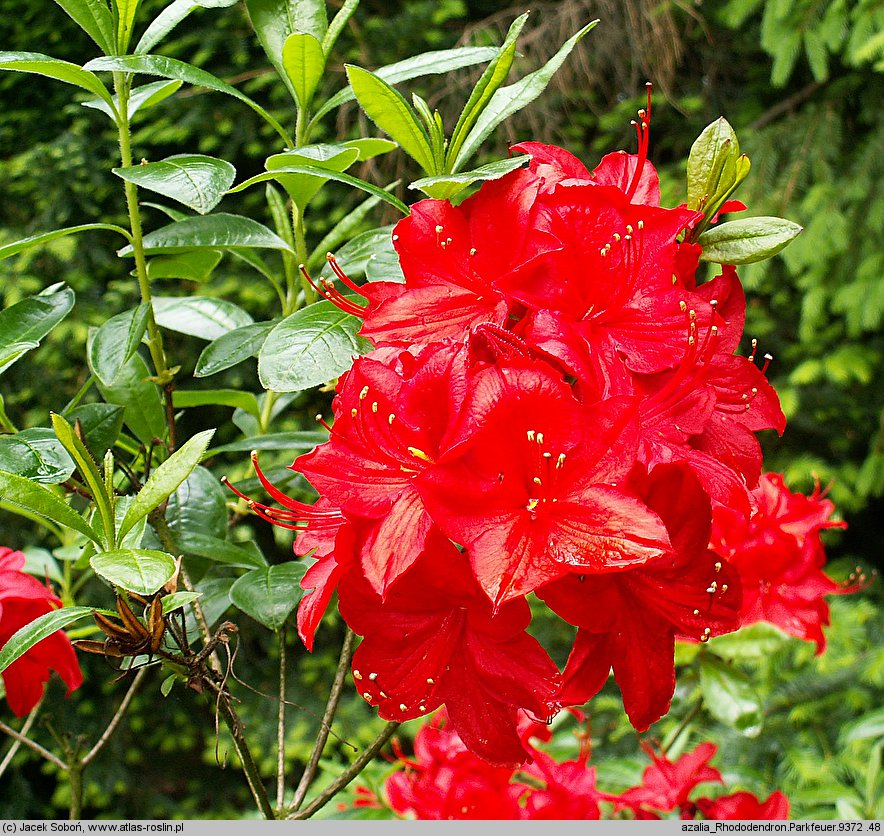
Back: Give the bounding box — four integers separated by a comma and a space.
410, 154, 529, 201
152, 296, 253, 340
0, 429, 75, 484
450, 21, 598, 172
65, 404, 125, 458
52, 0, 115, 54
318, 225, 397, 282
322, 0, 358, 55
340, 137, 398, 162
447, 12, 528, 167
686, 117, 742, 213
118, 213, 293, 256
165, 466, 229, 540
0, 470, 101, 544
160, 591, 202, 615
345, 64, 435, 174
90, 549, 177, 595
705, 622, 789, 660
0, 607, 96, 675
117, 428, 216, 543
245, 0, 328, 75
0, 224, 129, 260
313, 46, 499, 123
88, 303, 150, 386
146, 250, 223, 282
699, 655, 763, 736
263, 144, 360, 211
698, 217, 803, 265
178, 534, 267, 569
207, 430, 326, 456
194, 321, 276, 377
282, 32, 325, 111
840, 708, 884, 744
136, 0, 239, 54
172, 389, 261, 419
82, 79, 184, 120
258, 300, 372, 392
113, 155, 236, 215
84, 54, 291, 144
114, 0, 141, 52
0, 52, 115, 109
0, 342, 39, 376
229, 563, 306, 630
0, 285, 75, 369
94, 352, 165, 445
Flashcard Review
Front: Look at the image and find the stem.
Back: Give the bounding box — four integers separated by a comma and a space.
68, 762, 84, 819
276, 627, 287, 811
289, 627, 356, 812
0, 718, 67, 771
259, 391, 278, 434
287, 721, 400, 820
81, 668, 147, 766
0, 696, 46, 777
292, 204, 314, 305
61, 374, 97, 414
0, 397, 18, 433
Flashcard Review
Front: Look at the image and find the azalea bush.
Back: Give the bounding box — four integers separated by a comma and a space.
0, 0, 880, 821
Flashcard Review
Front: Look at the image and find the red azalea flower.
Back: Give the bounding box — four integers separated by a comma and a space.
710, 472, 855, 652
539, 464, 742, 730
418, 359, 671, 607
696, 790, 790, 820
338, 535, 561, 767
0, 548, 83, 716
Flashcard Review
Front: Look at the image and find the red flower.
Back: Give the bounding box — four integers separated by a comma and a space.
338, 535, 561, 767
710, 472, 854, 652
0, 548, 82, 716
539, 464, 742, 730
418, 358, 671, 607
696, 790, 790, 820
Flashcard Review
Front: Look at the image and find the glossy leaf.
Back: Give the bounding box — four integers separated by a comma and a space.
0, 429, 75, 484
113, 155, 236, 215
687, 117, 741, 212
450, 20, 598, 172
322, 0, 358, 56
229, 563, 306, 630
87, 303, 150, 386
194, 321, 275, 377
82, 79, 184, 119
172, 389, 261, 419
698, 217, 803, 264
160, 591, 202, 615
0, 224, 129, 260
52, 0, 115, 54
84, 54, 291, 144
258, 300, 372, 392
207, 430, 326, 456
119, 213, 293, 256
0, 342, 39, 376
91, 548, 177, 595
706, 623, 789, 660
94, 352, 165, 445
341, 137, 397, 161
699, 655, 763, 736
136, 0, 239, 54
0, 285, 75, 372
146, 250, 223, 282
166, 466, 229, 541
345, 64, 435, 174
0, 470, 101, 544
410, 154, 529, 200
65, 403, 125, 459
282, 32, 325, 111
0, 52, 115, 109
178, 534, 267, 569
114, 0, 141, 52
152, 296, 253, 340
117, 428, 216, 543
263, 144, 360, 210
0, 607, 96, 675
318, 225, 397, 282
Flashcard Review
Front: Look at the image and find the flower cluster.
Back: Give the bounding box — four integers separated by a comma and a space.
0, 547, 82, 716
238, 120, 793, 766
352, 710, 789, 821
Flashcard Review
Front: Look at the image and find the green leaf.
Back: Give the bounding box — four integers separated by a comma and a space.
160, 591, 202, 615
706, 622, 789, 660
91, 549, 177, 595
82, 79, 184, 120
52, 0, 115, 54
146, 250, 223, 282
698, 217, 803, 265
410, 154, 529, 201
172, 389, 261, 419
0, 429, 75, 484
136, 0, 239, 54
686, 117, 742, 213
447, 12, 528, 168
318, 225, 397, 282
117, 428, 216, 543
0, 285, 75, 370
93, 352, 165, 445
166, 466, 228, 540
258, 300, 372, 392
0, 224, 129, 261
114, 0, 141, 53
178, 534, 267, 569
263, 144, 360, 211
0, 52, 115, 109
207, 430, 325, 456
313, 46, 499, 123
84, 54, 291, 145
230, 163, 409, 216
451, 21, 598, 173
340, 137, 397, 162
118, 213, 293, 256
66, 404, 125, 459
113, 155, 236, 215
699, 655, 763, 736
152, 296, 253, 340
0, 470, 101, 544
0, 607, 96, 675
282, 32, 325, 111
322, 0, 358, 55
840, 707, 884, 744
345, 64, 435, 174
87, 303, 150, 386
229, 563, 306, 630
194, 321, 275, 378
0, 342, 38, 376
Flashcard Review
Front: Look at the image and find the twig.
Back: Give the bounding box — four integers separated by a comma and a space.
287, 721, 400, 820
81, 668, 147, 766
0, 696, 44, 777
276, 627, 287, 811
748, 81, 824, 131
0, 719, 67, 771
289, 627, 356, 812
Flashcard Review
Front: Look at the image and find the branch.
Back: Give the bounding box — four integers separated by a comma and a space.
0, 718, 67, 771
82, 667, 147, 766
0, 696, 45, 777
276, 627, 287, 812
